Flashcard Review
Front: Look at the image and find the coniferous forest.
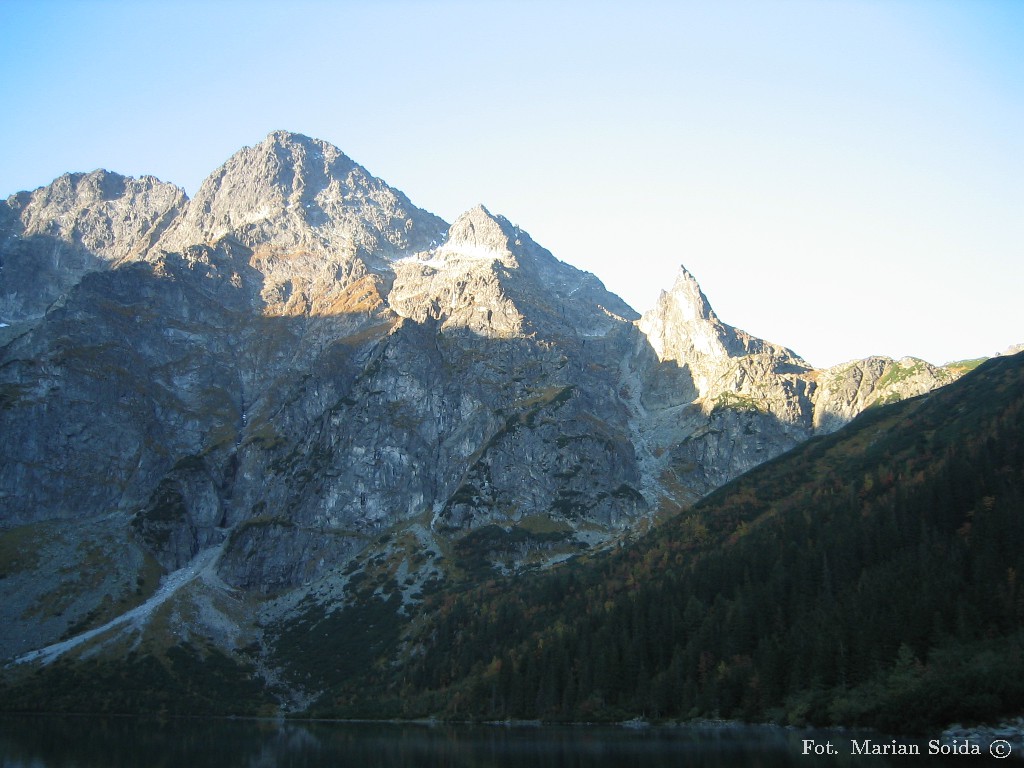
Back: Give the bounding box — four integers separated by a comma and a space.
314, 353, 1024, 731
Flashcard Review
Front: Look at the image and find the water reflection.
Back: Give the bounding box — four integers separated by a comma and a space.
0, 716, 995, 768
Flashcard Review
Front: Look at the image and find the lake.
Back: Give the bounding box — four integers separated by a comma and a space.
0, 716, 1001, 767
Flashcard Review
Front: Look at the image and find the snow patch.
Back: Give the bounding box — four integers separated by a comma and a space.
396, 245, 499, 271
439, 243, 504, 261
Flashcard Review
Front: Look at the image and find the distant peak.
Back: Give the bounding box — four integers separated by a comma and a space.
254, 130, 351, 164
265, 128, 308, 143
155, 131, 446, 257
189, 130, 360, 205
456, 204, 508, 228
444, 205, 517, 255
665, 265, 717, 322
261, 129, 318, 147
28, 169, 182, 204
466, 203, 495, 217
998, 343, 1024, 357
675, 264, 699, 284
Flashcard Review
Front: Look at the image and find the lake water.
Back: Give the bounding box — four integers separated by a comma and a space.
0, 716, 1000, 767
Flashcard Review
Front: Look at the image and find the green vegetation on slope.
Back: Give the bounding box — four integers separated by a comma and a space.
0, 642, 275, 716
312, 354, 1024, 732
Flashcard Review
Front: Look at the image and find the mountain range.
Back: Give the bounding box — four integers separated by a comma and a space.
0, 131, 1011, 721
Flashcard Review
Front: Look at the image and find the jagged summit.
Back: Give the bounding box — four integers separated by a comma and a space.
154, 130, 447, 259
638, 264, 737, 365
390, 202, 639, 338
8, 168, 180, 206
442, 204, 517, 259
638, 264, 805, 368
661, 265, 718, 323
0, 169, 186, 322
265, 128, 337, 149
435, 204, 563, 276
3, 169, 185, 252
1000, 343, 1024, 357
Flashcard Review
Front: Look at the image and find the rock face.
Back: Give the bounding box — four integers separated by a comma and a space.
157, 130, 446, 258
0, 170, 186, 322
626, 268, 958, 503
0, 131, 970, 665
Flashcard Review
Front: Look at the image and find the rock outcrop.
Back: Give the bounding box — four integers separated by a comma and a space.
627, 266, 959, 504
0, 170, 185, 323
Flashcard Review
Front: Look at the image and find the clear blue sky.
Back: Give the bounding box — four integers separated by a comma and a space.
1, 0, 1021, 367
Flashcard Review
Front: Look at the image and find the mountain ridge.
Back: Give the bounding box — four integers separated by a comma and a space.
0, 131, 998, 714
0, 131, 976, 538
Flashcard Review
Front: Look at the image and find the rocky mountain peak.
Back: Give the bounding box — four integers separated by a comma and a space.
5, 169, 185, 253
236, 129, 359, 198
264, 128, 339, 153
0, 170, 186, 323
442, 205, 517, 259
154, 130, 447, 260
660, 266, 718, 323
436, 205, 570, 278
637, 265, 734, 366
999, 343, 1024, 357
390, 204, 638, 339
637, 265, 806, 368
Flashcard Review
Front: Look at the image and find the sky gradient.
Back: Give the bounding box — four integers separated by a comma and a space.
1, 0, 1021, 367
